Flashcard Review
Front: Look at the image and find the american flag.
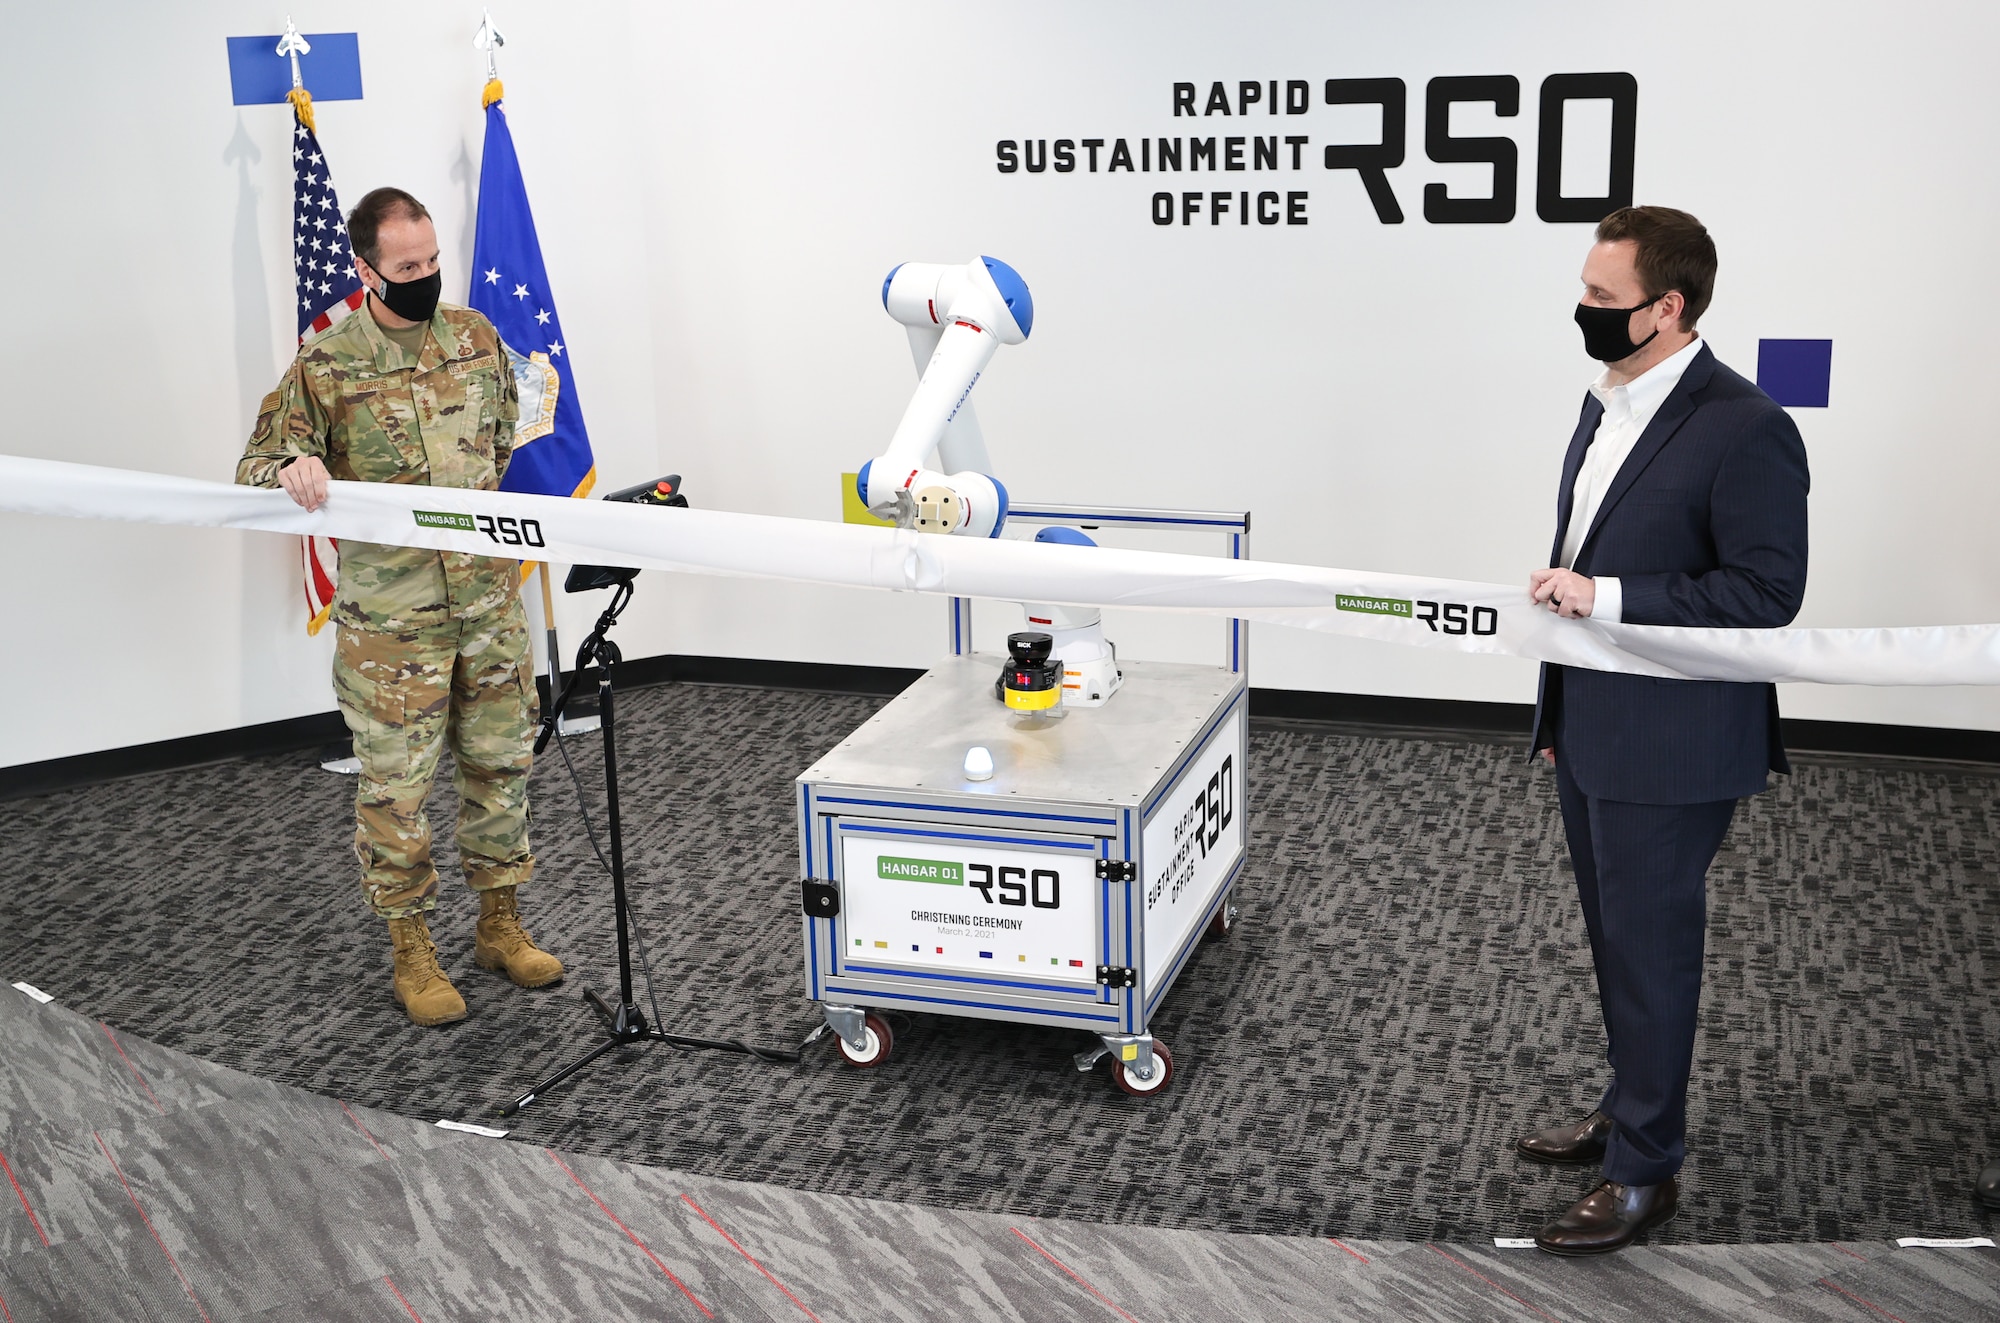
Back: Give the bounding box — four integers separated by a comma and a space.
288, 92, 363, 632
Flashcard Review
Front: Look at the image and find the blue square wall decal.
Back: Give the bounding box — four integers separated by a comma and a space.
226, 33, 363, 106
1756, 339, 1832, 408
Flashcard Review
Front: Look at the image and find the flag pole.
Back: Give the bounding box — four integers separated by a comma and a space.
479, 15, 578, 734
277, 17, 312, 121
474, 9, 505, 103
278, 19, 355, 769
472, 12, 594, 733
278, 17, 310, 87
537, 562, 580, 733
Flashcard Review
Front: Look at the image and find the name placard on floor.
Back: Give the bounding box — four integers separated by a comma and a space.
435, 1118, 510, 1138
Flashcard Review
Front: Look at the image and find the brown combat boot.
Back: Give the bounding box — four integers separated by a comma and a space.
473, 887, 565, 988
387, 914, 468, 1026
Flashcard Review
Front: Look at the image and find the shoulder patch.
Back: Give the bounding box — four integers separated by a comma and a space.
504, 343, 560, 444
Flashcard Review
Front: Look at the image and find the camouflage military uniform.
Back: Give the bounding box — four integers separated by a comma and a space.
238, 303, 537, 919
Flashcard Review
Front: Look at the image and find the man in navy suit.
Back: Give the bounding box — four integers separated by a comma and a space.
1517, 206, 1810, 1255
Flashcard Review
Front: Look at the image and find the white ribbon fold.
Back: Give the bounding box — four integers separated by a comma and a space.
3, 454, 1996, 687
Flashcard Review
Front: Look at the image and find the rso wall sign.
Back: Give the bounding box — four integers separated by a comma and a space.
995, 73, 1638, 227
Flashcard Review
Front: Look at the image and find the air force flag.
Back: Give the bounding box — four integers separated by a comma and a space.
470, 87, 596, 499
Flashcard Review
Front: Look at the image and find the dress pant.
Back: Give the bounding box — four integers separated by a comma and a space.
1554, 748, 1736, 1186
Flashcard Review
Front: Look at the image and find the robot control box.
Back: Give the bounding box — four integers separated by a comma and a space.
796, 655, 1247, 1094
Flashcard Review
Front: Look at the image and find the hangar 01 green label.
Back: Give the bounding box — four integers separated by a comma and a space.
1338, 593, 1500, 636
877, 856, 962, 884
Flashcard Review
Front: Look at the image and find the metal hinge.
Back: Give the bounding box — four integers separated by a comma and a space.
1094, 859, 1136, 883
1096, 965, 1136, 988
801, 880, 839, 918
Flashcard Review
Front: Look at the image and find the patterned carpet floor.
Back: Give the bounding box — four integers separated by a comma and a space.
3, 681, 1998, 1245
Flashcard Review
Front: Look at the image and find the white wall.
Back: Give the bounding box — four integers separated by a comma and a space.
0, 1, 664, 766
3, 0, 1996, 769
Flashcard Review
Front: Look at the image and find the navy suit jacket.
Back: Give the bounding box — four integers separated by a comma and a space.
1531, 344, 1810, 804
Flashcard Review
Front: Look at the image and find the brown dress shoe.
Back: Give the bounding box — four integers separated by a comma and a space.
1978, 1158, 2000, 1210
1534, 1178, 1678, 1256
1516, 1111, 1613, 1165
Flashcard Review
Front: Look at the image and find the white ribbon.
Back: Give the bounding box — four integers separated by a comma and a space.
3, 454, 1997, 686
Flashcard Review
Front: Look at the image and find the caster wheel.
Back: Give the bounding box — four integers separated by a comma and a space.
1204, 899, 1237, 942
1110, 1040, 1174, 1096
835, 1013, 893, 1068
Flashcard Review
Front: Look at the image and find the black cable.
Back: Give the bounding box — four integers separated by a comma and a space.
550, 717, 668, 1043
545, 713, 809, 1064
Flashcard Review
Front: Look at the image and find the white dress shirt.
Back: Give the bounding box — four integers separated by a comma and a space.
1560, 335, 1705, 623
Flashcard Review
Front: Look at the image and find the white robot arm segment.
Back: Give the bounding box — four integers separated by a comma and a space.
859, 257, 1033, 537
1023, 527, 1123, 706
881, 259, 1032, 347
856, 258, 1122, 705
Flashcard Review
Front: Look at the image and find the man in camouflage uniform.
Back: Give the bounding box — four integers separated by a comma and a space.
237, 187, 563, 1026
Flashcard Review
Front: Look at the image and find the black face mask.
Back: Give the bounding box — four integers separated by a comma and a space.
371, 267, 442, 323
1574, 292, 1663, 363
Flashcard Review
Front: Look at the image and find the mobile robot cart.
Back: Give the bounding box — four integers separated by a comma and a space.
797, 503, 1250, 1095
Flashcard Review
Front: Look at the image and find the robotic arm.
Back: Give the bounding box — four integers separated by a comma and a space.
1020, 526, 1123, 705
858, 256, 1123, 707
857, 256, 1033, 537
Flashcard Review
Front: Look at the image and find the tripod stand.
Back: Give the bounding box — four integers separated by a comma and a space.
500, 573, 798, 1118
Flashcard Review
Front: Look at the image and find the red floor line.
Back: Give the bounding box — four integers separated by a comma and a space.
0, 1284, 13, 1323
544, 1151, 712, 1319
92, 1131, 210, 1323
338, 1100, 392, 1162
1327, 1237, 1370, 1264
680, 1192, 821, 1323
0, 1149, 50, 1248
383, 1275, 423, 1322
1832, 1243, 1870, 1262
1010, 1227, 1142, 1323
98, 1023, 164, 1115
1427, 1245, 1560, 1323
1818, 1277, 1910, 1323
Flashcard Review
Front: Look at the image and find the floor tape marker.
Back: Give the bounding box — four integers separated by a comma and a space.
9, 983, 53, 1005
1492, 1237, 1538, 1249
1895, 1236, 1995, 1248
435, 1119, 510, 1138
